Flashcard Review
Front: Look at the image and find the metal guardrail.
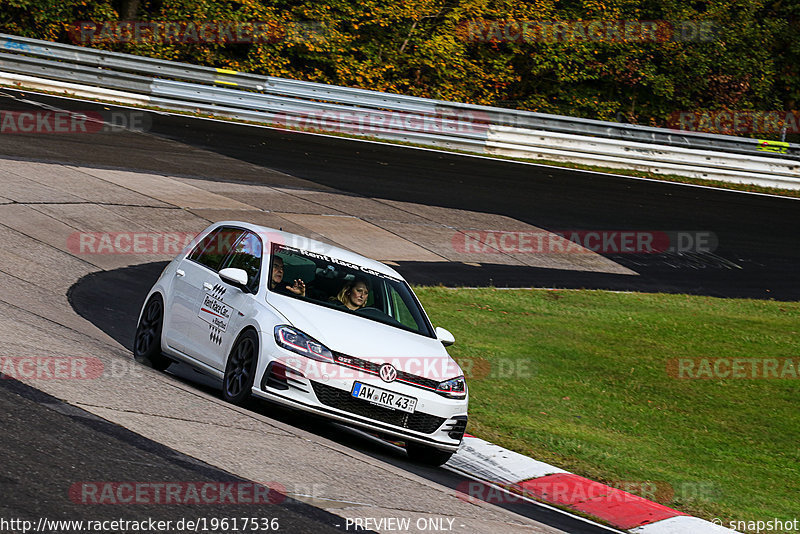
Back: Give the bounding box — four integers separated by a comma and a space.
0, 31, 799, 190
1, 31, 797, 162
0, 52, 153, 93
466, 104, 797, 159
485, 126, 800, 190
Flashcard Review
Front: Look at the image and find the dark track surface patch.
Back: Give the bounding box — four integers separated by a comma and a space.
0, 378, 353, 533
2, 90, 797, 299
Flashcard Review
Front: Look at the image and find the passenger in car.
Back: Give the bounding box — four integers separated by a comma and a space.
333, 278, 369, 310
270, 256, 306, 296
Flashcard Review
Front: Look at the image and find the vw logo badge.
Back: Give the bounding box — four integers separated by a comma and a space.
379, 363, 397, 383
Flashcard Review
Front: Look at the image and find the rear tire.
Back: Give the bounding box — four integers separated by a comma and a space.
223, 329, 259, 405
405, 442, 454, 466
133, 294, 171, 371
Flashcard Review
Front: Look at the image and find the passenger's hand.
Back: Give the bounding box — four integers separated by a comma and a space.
286, 279, 306, 296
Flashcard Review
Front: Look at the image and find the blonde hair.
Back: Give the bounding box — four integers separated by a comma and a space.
335, 279, 369, 308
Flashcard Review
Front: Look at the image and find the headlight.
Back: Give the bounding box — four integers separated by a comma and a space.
274, 325, 333, 363
436, 376, 467, 399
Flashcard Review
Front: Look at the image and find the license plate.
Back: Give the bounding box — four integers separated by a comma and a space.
351, 382, 417, 414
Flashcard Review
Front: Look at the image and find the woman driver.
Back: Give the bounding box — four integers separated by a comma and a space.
335, 278, 369, 310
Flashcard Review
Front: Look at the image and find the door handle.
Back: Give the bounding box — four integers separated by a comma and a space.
203, 282, 214, 291
176, 269, 185, 277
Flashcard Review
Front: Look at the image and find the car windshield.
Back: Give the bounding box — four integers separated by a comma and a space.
267, 244, 434, 337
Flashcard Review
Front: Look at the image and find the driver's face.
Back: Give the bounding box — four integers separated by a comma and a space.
347, 281, 369, 309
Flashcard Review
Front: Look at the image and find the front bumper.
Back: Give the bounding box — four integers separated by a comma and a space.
253, 357, 468, 451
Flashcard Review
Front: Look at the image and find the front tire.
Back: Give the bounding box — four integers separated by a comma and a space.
223, 329, 259, 405
133, 294, 171, 371
405, 442, 454, 466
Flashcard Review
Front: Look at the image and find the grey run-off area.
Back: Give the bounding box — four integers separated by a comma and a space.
0, 153, 608, 534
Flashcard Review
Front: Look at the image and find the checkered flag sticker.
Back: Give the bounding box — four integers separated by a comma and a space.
210, 284, 227, 298
209, 324, 223, 345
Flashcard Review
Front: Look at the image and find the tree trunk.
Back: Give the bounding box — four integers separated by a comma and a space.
120, 0, 141, 20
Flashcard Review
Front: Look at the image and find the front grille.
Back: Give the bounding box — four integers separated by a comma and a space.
310, 381, 446, 434
332, 352, 441, 391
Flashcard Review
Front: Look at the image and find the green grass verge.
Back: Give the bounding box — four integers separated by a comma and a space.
415, 287, 799, 530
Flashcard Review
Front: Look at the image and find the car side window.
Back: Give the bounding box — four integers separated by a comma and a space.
388, 285, 419, 330
222, 231, 262, 292
188, 227, 244, 272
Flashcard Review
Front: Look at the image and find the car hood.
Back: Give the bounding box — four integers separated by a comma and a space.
266, 293, 462, 381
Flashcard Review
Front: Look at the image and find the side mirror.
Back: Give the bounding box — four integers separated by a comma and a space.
435, 327, 455, 347
219, 268, 250, 292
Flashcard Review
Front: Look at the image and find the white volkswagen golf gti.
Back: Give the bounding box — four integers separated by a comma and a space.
134, 221, 468, 465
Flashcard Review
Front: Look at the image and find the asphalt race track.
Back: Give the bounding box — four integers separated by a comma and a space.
0, 378, 348, 533
1, 87, 798, 534
1, 89, 799, 299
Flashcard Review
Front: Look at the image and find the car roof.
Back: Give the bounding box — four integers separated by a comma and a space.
212, 220, 405, 280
